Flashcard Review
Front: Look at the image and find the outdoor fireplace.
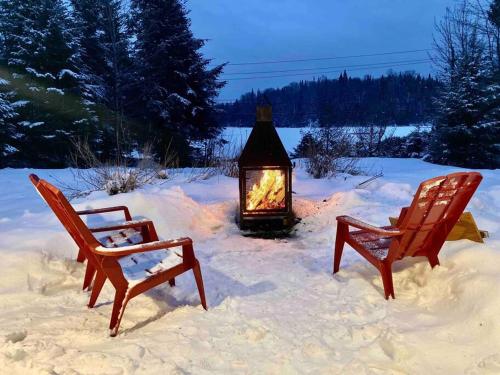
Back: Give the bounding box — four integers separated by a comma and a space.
238, 106, 293, 230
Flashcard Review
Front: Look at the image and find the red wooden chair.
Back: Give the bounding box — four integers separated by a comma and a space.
30, 174, 207, 336
333, 172, 482, 299
29, 175, 158, 291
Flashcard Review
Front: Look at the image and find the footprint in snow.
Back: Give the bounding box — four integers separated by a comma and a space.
4, 330, 27, 343
466, 353, 500, 374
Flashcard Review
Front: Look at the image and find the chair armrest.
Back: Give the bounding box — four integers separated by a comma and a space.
337, 215, 403, 236
88, 219, 154, 233
76, 206, 132, 221
93, 237, 192, 257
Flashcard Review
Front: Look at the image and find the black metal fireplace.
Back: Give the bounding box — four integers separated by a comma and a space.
238, 106, 293, 230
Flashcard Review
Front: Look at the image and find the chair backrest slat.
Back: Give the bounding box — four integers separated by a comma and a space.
29, 174, 101, 249
389, 172, 482, 260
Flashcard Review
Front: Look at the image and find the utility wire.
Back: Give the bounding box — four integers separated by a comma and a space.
222, 58, 431, 76
211, 48, 431, 66
223, 60, 432, 81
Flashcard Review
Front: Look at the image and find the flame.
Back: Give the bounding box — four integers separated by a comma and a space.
246, 170, 286, 211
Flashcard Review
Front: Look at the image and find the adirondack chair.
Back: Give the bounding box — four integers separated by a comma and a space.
30, 174, 207, 336
29, 175, 158, 291
333, 172, 482, 299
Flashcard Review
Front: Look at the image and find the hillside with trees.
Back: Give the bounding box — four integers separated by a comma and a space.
216, 72, 440, 127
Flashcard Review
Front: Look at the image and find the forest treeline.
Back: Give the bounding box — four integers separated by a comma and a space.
216, 72, 440, 128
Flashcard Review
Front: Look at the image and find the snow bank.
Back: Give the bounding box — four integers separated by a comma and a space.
0, 159, 499, 374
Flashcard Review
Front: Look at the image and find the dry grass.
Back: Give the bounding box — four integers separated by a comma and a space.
57, 140, 177, 199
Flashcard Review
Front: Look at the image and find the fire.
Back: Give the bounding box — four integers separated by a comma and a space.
246, 170, 286, 211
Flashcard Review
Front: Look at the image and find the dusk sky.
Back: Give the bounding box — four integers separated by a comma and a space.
188, 0, 455, 101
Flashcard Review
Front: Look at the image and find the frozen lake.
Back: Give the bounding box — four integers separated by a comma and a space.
222, 125, 430, 153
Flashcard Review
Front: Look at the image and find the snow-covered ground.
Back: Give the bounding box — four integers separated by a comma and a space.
0, 158, 499, 374
222, 125, 428, 153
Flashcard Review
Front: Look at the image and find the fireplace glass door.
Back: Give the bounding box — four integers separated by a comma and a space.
244, 168, 287, 212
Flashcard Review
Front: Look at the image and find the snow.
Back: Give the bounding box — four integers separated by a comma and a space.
58, 69, 80, 79
2, 145, 18, 156
222, 126, 430, 153
169, 93, 191, 106
0, 158, 499, 373
46, 87, 64, 95
18, 121, 44, 128
11, 100, 29, 108
25, 67, 55, 80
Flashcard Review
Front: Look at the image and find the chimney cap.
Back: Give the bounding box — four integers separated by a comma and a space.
239, 105, 291, 167
256, 106, 272, 122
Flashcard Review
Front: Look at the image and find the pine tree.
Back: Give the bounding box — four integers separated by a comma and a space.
0, 0, 32, 163
0, 78, 18, 161
71, 0, 131, 159
0, 0, 91, 167
488, 0, 500, 67
71, 0, 108, 118
430, 2, 499, 168
128, 0, 225, 164
483, 0, 500, 168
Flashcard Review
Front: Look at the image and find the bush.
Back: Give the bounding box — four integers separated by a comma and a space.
377, 130, 428, 158
59, 140, 177, 198
190, 135, 242, 179
294, 127, 361, 178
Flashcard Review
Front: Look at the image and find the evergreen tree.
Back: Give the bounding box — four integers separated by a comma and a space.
71, 0, 108, 119
430, 1, 500, 168
0, 78, 18, 161
484, 0, 500, 167
71, 0, 132, 159
488, 0, 500, 67
0, 0, 32, 161
128, 0, 225, 164
0, 0, 91, 167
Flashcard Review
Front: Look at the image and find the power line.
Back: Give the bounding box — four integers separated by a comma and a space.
222, 58, 431, 76
223, 60, 432, 81
212, 48, 431, 66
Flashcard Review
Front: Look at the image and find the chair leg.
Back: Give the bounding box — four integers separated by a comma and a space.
168, 278, 175, 287
83, 263, 96, 291
88, 271, 106, 308
192, 260, 207, 310
380, 263, 395, 300
333, 222, 348, 274
110, 296, 130, 337
428, 253, 440, 268
109, 288, 128, 337
76, 248, 85, 263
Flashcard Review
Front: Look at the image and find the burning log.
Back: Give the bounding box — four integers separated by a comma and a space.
246, 170, 285, 211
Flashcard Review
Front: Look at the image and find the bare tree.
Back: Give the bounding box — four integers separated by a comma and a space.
432, 1, 485, 83
354, 124, 391, 157
301, 127, 361, 178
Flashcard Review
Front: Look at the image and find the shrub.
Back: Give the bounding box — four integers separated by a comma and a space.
190, 135, 242, 179
58, 140, 177, 198
295, 127, 361, 178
